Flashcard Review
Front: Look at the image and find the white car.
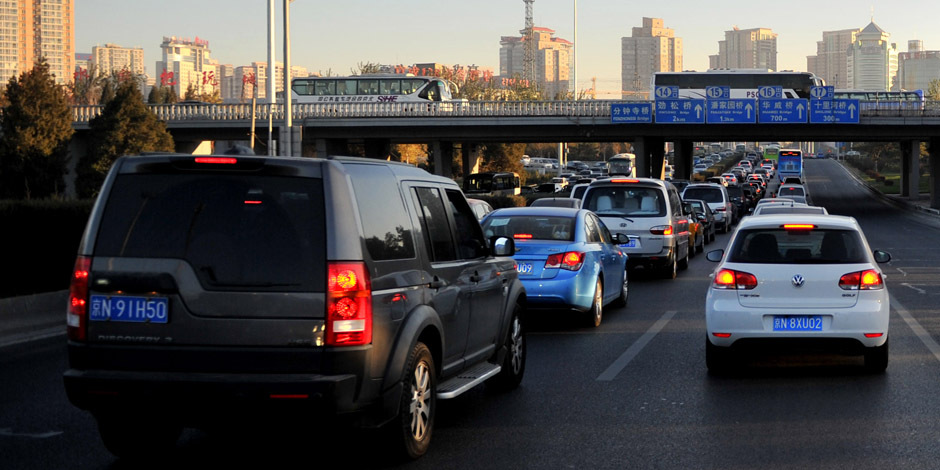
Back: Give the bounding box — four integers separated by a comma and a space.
704, 214, 891, 373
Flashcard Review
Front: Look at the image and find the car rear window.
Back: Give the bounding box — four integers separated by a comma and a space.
583, 186, 666, 217
482, 215, 576, 241
778, 186, 806, 197
727, 229, 867, 264
94, 173, 325, 292
682, 187, 723, 204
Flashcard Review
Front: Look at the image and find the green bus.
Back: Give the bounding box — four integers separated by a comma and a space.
763, 146, 779, 163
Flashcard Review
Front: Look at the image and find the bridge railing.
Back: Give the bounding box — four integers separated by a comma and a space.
71, 100, 940, 122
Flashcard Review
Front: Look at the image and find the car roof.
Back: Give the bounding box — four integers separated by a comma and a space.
488, 206, 584, 217
736, 214, 858, 230
754, 206, 827, 215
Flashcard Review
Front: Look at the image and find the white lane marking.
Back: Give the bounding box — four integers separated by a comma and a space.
596, 310, 677, 381
0, 428, 63, 439
896, 267, 908, 277
0, 327, 64, 350
901, 283, 927, 295
893, 295, 940, 364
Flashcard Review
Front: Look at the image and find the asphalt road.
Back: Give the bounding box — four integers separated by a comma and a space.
3, 158, 940, 469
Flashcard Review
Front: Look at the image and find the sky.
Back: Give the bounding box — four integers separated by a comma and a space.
78, 0, 940, 96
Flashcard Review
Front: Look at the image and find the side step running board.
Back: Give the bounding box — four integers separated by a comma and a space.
437, 362, 501, 399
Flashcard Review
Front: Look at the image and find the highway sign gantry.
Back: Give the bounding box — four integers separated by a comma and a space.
758, 99, 808, 124
706, 99, 757, 124
809, 99, 860, 124
611, 103, 653, 123
654, 99, 706, 123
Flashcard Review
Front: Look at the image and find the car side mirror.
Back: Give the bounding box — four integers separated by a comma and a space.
705, 249, 724, 262
613, 233, 629, 245
873, 250, 891, 264
491, 236, 515, 257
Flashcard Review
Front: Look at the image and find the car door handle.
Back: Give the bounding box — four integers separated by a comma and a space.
470, 273, 483, 283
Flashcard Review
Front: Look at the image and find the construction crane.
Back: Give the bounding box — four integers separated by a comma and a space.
522, 0, 535, 84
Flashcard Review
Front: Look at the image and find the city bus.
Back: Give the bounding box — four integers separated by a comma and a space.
464, 172, 522, 197
763, 145, 779, 163
652, 70, 825, 100
607, 153, 636, 177
291, 75, 457, 103
776, 149, 803, 183
833, 89, 925, 111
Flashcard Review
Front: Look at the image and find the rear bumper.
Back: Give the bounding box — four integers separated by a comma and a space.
520, 274, 595, 311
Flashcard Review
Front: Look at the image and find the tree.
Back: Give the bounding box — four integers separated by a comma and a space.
482, 143, 527, 182
98, 79, 116, 105
928, 79, 940, 101
76, 80, 175, 197
165, 86, 179, 104
183, 83, 199, 101
0, 58, 74, 199
354, 62, 381, 75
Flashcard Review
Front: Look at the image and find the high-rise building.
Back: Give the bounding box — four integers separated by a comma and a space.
847, 21, 898, 91
154, 36, 220, 98
709, 27, 777, 71
806, 29, 860, 89
0, 0, 75, 85
92, 44, 145, 77
226, 62, 309, 102
898, 40, 940, 91
499, 27, 573, 98
621, 18, 682, 100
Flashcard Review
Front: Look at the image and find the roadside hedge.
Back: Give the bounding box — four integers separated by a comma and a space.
0, 199, 94, 298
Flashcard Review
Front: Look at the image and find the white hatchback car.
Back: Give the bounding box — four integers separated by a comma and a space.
704, 214, 891, 373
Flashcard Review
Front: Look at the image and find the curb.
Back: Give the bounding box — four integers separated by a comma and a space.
0, 290, 67, 349
835, 161, 940, 217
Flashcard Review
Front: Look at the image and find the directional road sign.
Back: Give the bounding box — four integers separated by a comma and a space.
809, 99, 860, 124
611, 103, 653, 123
758, 98, 808, 124
758, 86, 783, 99
706, 86, 730, 99
654, 99, 706, 123
706, 99, 757, 124
654, 86, 679, 99
810, 86, 834, 100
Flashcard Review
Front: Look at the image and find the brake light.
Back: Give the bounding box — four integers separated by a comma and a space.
194, 157, 237, 164
67, 256, 91, 342
783, 224, 816, 230
326, 262, 372, 346
610, 179, 639, 183
545, 252, 585, 271
840, 269, 883, 290
650, 225, 673, 235
713, 268, 757, 290
513, 233, 533, 239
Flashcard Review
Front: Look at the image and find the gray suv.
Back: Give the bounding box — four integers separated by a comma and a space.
64, 154, 527, 460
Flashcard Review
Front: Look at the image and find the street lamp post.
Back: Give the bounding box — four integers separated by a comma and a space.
283, 0, 293, 157
267, 0, 275, 155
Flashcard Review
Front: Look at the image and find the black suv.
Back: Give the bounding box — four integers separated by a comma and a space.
64, 155, 527, 460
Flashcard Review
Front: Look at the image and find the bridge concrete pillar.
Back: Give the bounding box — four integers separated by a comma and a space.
461, 142, 483, 177
633, 138, 649, 178
900, 140, 920, 198
930, 139, 940, 210
633, 137, 666, 179
432, 141, 454, 178
364, 139, 392, 159
673, 140, 694, 180
315, 139, 348, 158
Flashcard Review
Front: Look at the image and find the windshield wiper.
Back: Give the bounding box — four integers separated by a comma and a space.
595, 212, 634, 222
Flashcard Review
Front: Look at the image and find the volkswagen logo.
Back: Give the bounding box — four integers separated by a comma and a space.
792, 274, 805, 287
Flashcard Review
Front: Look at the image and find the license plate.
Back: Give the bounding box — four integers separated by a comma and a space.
517, 263, 534, 275
89, 295, 169, 323
619, 238, 640, 249
773, 315, 822, 331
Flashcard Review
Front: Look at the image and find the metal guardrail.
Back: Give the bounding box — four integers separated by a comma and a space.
70, 100, 940, 123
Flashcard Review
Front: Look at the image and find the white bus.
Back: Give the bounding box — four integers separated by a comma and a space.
652, 70, 824, 100
608, 153, 636, 177
291, 75, 457, 103
464, 172, 522, 197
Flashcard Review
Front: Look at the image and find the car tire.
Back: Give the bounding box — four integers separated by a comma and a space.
95, 411, 181, 459
611, 270, 629, 308
660, 255, 678, 280
697, 233, 705, 253
864, 337, 889, 373
390, 341, 436, 460
487, 303, 526, 391
586, 277, 603, 327
705, 337, 735, 375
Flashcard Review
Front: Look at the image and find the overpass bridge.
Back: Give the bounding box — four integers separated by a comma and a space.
70, 100, 940, 208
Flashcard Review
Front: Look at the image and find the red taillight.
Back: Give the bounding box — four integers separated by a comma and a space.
610, 178, 639, 183
244, 200, 263, 205
513, 233, 533, 239
840, 269, 883, 290
545, 252, 585, 271
194, 157, 237, 164
713, 268, 757, 290
650, 225, 673, 235
326, 262, 372, 346
782, 224, 816, 230
712, 333, 732, 338
67, 256, 91, 342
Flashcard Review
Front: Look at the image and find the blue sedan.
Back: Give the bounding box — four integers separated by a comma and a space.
481, 207, 629, 327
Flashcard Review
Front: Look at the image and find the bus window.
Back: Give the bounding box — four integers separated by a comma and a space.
292, 79, 313, 95
402, 79, 424, 95
420, 82, 440, 101
315, 80, 335, 96
337, 80, 357, 95
358, 79, 379, 95
379, 79, 401, 94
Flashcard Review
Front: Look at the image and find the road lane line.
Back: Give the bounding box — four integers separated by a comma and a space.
893, 295, 940, 364
596, 310, 676, 381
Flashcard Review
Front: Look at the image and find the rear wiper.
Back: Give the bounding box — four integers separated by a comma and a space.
595, 212, 634, 223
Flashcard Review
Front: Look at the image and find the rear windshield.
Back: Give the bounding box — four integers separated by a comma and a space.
728, 229, 867, 264
582, 186, 666, 217
682, 187, 724, 204
778, 186, 806, 197
482, 215, 576, 241
95, 174, 325, 292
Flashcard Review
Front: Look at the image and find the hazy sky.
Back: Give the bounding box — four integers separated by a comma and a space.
78, 0, 939, 95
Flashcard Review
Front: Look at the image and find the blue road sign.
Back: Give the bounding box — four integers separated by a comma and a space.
706, 86, 730, 99
758, 99, 808, 123
654, 86, 679, 99
810, 86, 834, 100
706, 99, 757, 124
759, 86, 783, 99
611, 103, 653, 123
809, 99, 860, 124
654, 99, 706, 123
